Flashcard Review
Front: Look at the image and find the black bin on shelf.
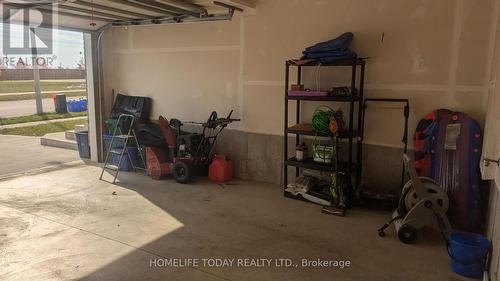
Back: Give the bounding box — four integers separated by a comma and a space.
75, 131, 90, 159
53, 94, 68, 114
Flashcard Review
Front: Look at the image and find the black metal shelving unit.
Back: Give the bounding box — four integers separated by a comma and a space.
283, 58, 366, 205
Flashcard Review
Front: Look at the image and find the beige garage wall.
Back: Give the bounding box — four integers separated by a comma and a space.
102, 18, 241, 123
102, 0, 496, 148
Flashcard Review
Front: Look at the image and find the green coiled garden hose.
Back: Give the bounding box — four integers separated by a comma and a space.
312, 106, 334, 134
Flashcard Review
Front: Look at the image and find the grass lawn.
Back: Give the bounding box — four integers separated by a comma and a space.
0, 80, 86, 102
0, 112, 87, 126
0, 119, 86, 136
0, 80, 86, 94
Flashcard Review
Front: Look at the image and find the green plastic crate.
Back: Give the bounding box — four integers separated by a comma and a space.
105, 118, 132, 135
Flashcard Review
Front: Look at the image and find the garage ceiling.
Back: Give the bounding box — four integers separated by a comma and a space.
2, 0, 255, 32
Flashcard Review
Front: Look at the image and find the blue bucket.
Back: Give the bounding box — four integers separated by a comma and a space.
449, 232, 491, 279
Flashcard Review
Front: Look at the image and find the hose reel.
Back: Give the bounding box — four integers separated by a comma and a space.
378, 154, 452, 244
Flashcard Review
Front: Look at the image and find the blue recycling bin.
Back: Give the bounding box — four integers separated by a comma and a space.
75, 131, 90, 159
67, 99, 88, 112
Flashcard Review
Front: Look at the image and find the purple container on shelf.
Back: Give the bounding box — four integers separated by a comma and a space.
288, 90, 329, 97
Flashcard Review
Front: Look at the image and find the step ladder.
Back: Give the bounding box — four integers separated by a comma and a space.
99, 114, 146, 184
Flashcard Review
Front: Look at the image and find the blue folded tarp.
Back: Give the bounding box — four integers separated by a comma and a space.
302, 32, 357, 63
305, 49, 357, 60
304, 32, 353, 54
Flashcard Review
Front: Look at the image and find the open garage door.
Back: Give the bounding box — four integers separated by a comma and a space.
1, 0, 255, 32
0, 23, 88, 178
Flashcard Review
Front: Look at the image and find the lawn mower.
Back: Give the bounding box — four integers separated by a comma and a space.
146, 110, 240, 183
377, 154, 452, 244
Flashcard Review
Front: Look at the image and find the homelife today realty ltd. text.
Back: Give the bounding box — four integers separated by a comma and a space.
150, 258, 351, 269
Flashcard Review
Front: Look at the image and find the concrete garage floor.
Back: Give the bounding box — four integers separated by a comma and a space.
0, 135, 80, 178
0, 164, 460, 281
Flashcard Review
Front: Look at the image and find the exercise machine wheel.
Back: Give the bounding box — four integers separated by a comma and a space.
172, 161, 192, 184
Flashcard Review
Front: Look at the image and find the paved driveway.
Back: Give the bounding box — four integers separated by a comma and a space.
0, 135, 80, 177
0, 99, 55, 118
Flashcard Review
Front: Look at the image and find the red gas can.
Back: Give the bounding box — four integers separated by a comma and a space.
209, 155, 234, 182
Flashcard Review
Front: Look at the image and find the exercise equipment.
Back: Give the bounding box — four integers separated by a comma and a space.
414, 109, 484, 233
377, 154, 452, 244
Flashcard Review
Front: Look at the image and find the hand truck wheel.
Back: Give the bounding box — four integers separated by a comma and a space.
398, 224, 418, 244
